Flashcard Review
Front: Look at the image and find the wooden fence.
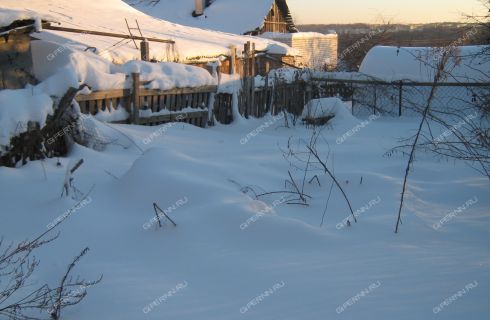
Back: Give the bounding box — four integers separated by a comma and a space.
214, 81, 316, 124
76, 73, 217, 128
212, 76, 490, 123
311, 78, 490, 117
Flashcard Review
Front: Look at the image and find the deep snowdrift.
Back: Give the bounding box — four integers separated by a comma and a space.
0, 113, 488, 319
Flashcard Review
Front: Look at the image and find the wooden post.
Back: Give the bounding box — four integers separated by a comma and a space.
251, 43, 256, 77
250, 43, 256, 117
373, 84, 377, 115
140, 39, 150, 61
244, 42, 250, 77
243, 42, 250, 118
265, 61, 270, 74
264, 71, 269, 115
398, 81, 403, 117
131, 73, 140, 124
351, 83, 355, 115
229, 45, 236, 75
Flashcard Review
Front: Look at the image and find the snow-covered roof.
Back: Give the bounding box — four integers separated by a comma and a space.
125, 0, 296, 35
359, 46, 490, 83
0, 0, 295, 64
0, 8, 47, 28
261, 32, 338, 40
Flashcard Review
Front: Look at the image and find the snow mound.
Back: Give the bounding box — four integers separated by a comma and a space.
302, 98, 358, 126
360, 45, 490, 82
0, 89, 53, 150
115, 61, 216, 90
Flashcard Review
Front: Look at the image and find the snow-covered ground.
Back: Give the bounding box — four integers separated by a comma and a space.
1, 110, 489, 319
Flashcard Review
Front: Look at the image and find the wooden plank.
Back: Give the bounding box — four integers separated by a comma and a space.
76, 89, 130, 101
191, 94, 196, 108
131, 73, 140, 124
79, 101, 88, 114
149, 96, 155, 112
229, 45, 237, 75
153, 96, 159, 112
199, 93, 205, 109
122, 96, 131, 114
138, 114, 172, 125
139, 85, 218, 97
44, 25, 175, 44
88, 100, 96, 115
159, 95, 166, 111
168, 95, 175, 111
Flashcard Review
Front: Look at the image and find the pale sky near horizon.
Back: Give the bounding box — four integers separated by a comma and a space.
287, 0, 485, 24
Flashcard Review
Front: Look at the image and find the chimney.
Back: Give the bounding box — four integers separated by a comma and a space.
193, 0, 204, 17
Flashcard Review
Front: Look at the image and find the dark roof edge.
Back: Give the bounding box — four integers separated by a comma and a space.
275, 0, 299, 33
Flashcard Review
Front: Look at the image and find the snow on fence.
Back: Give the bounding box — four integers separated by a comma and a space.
212, 76, 489, 124
76, 73, 217, 128
213, 82, 313, 124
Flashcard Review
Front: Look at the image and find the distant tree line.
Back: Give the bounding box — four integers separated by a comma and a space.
300, 22, 489, 71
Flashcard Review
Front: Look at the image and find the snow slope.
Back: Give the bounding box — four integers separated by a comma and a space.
0, 113, 489, 319
0, 0, 293, 63
0, 89, 53, 147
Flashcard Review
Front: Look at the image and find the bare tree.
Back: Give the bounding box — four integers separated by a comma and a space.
0, 206, 101, 319
394, 52, 452, 233
393, 2, 489, 233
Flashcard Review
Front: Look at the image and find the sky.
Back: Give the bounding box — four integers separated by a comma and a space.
288, 0, 486, 24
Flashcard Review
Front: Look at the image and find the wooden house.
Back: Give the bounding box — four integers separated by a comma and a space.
127, 0, 299, 36
261, 32, 339, 70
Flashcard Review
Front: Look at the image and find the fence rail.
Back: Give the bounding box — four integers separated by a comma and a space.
75, 73, 216, 127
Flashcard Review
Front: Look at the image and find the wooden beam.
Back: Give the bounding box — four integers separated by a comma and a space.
44, 24, 175, 44
75, 89, 131, 101
139, 85, 218, 97
131, 73, 141, 124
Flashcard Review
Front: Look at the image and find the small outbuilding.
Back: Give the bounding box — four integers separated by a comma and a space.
261, 32, 339, 70
0, 18, 40, 89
